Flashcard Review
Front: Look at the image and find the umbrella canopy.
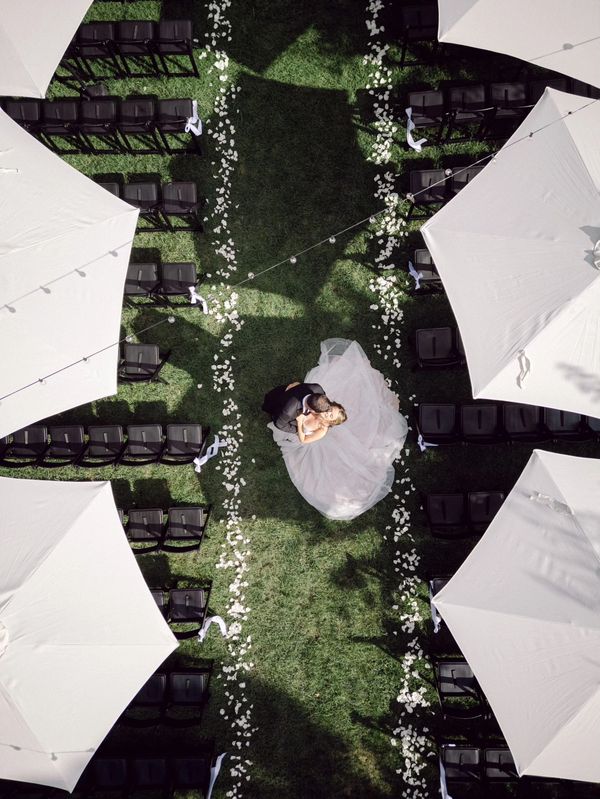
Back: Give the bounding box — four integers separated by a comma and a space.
0, 109, 139, 438
434, 450, 600, 781
438, 0, 600, 89
421, 88, 600, 417
0, 0, 92, 98
0, 477, 177, 791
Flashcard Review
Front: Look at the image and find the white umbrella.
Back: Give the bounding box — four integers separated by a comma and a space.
0, 0, 92, 98
421, 88, 600, 417
0, 476, 177, 791
0, 109, 139, 438
434, 449, 600, 782
438, 0, 600, 89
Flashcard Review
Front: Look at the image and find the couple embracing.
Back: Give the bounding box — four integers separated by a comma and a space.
263, 338, 408, 522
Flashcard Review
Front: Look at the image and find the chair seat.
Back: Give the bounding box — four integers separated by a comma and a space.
119, 97, 155, 129
166, 507, 207, 540
169, 589, 206, 621
164, 424, 204, 458
121, 344, 162, 378
131, 757, 169, 788
125, 262, 159, 296
123, 424, 164, 462
157, 98, 193, 130
80, 98, 118, 125
97, 182, 121, 198
415, 327, 457, 366
461, 403, 502, 442
85, 425, 124, 458
169, 671, 209, 704
468, 491, 505, 534
117, 20, 155, 47
127, 508, 164, 541
159, 262, 197, 294
9, 426, 48, 456
156, 19, 193, 52
161, 182, 198, 214
47, 425, 86, 458
418, 403, 459, 443
426, 493, 467, 537
441, 746, 481, 782
122, 182, 159, 210
409, 169, 447, 203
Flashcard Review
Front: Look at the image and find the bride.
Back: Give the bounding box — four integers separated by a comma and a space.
268, 338, 408, 521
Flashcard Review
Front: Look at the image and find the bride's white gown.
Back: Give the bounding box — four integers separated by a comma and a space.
268, 339, 408, 521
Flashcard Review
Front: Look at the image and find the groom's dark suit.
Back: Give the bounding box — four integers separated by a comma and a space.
262, 382, 326, 433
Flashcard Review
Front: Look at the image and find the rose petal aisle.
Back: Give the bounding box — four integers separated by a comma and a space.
363, 0, 435, 795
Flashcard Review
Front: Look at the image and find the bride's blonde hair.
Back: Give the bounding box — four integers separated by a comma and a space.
328, 402, 347, 426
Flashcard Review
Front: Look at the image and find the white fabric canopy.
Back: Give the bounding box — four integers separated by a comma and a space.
422, 88, 600, 417
0, 477, 177, 791
438, 0, 600, 89
434, 450, 600, 782
0, 0, 92, 98
0, 109, 139, 438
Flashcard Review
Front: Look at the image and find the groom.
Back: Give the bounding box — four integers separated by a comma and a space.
262, 381, 331, 434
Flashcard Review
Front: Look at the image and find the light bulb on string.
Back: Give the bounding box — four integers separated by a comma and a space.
329, 236, 336, 244
290, 256, 297, 264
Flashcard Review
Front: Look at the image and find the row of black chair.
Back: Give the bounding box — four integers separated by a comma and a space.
121, 667, 211, 728
119, 506, 211, 554
405, 164, 486, 219
440, 744, 520, 784
417, 402, 600, 445
151, 587, 210, 640
125, 261, 201, 303
78, 752, 215, 797
3, 96, 200, 156
59, 19, 198, 81
406, 76, 599, 143
98, 179, 204, 233
0, 423, 210, 467
412, 327, 464, 369
424, 491, 505, 538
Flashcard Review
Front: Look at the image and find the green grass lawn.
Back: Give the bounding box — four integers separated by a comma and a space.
5, 1, 600, 797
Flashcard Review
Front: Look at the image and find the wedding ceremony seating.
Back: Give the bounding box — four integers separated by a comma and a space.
59, 18, 198, 82
121, 667, 212, 728
0, 424, 210, 468
424, 491, 505, 538
85, 752, 214, 797
417, 402, 600, 446
434, 659, 488, 720
120, 505, 210, 554
118, 344, 172, 384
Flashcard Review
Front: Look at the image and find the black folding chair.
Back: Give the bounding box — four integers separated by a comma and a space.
3, 98, 43, 138
44, 425, 86, 467
124, 262, 159, 301
445, 83, 491, 142
483, 747, 519, 782
155, 20, 199, 77
406, 89, 447, 143
440, 744, 482, 786
168, 587, 210, 639
75, 22, 124, 79
161, 424, 209, 465
156, 98, 201, 154
79, 96, 124, 155
122, 181, 165, 232
448, 164, 486, 195
1, 426, 48, 467
397, 5, 439, 66
118, 96, 163, 154
130, 757, 169, 793
171, 755, 212, 797
118, 343, 171, 383
417, 403, 460, 445
40, 99, 85, 154
165, 669, 211, 726
79, 425, 125, 467
120, 424, 165, 465
116, 20, 159, 78
467, 491, 505, 535
163, 506, 211, 553
460, 403, 504, 444
435, 660, 487, 720
425, 493, 468, 538
406, 169, 448, 219
156, 262, 199, 305
502, 403, 549, 443
160, 182, 204, 231
414, 327, 461, 369
121, 672, 167, 726
542, 408, 592, 443
408, 248, 443, 293
126, 508, 165, 553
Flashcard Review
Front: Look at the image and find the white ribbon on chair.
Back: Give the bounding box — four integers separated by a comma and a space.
408, 260, 424, 289
439, 753, 454, 799
194, 434, 227, 473
206, 753, 226, 799
405, 107, 427, 152
417, 434, 439, 452
189, 285, 209, 313
185, 99, 203, 136
430, 594, 442, 634
197, 614, 228, 643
